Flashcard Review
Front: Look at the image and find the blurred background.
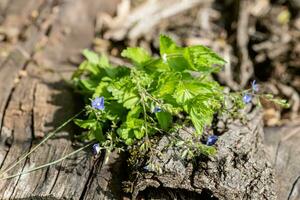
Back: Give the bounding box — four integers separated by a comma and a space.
0, 0, 299, 199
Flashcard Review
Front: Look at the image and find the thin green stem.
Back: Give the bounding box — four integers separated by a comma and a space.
0, 142, 93, 180
140, 92, 148, 138
0, 110, 84, 176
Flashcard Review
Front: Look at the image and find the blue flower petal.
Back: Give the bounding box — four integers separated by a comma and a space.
92, 143, 100, 155
153, 106, 162, 113
206, 135, 218, 146
91, 97, 105, 110
251, 80, 259, 92
243, 94, 252, 104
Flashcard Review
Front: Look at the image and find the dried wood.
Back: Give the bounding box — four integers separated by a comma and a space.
0, 0, 121, 199
103, 0, 212, 41
265, 125, 300, 200
131, 109, 277, 199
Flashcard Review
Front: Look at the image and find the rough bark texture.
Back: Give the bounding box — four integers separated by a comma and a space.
0, 0, 297, 199
0, 0, 122, 199
265, 125, 300, 200
131, 109, 277, 200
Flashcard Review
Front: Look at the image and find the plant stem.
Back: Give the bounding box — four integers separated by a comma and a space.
0, 110, 84, 176
0, 142, 93, 180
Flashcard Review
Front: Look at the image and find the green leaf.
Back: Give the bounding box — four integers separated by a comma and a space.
107, 77, 139, 109
184, 45, 225, 73
74, 119, 104, 142
159, 35, 189, 71
159, 35, 179, 55
187, 95, 219, 135
74, 119, 97, 129
121, 47, 151, 66
127, 106, 142, 119
99, 54, 110, 68
117, 128, 134, 145
200, 145, 217, 156
123, 92, 139, 109
174, 81, 196, 104
156, 111, 172, 130
105, 101, 127, 122
168, 56, 189, 71
172, 74, 202, 104
91, 124, 104, 142
134, 130, 144, 139
93, 81, 110, 98
156, 72, 179, 97
83, 49, 100, 65
189, 108, 205, 135
78, 78, 98, 92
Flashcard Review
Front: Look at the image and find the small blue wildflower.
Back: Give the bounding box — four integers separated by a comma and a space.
91, 97, 105, 110
243, 94, 252, 104
92, 143, 100, 155
153, 106, 162, 113
206, 135, 218, 146
251, 80, 259, 92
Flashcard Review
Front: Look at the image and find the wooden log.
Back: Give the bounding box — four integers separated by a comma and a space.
130, 109, 277, 199
0, 0, 121, 199
265, 125, 300, 200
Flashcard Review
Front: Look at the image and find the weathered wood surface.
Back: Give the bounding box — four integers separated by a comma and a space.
0, 0, 299, 199
131, 109, 277, 200
264, 124, 300, 200
0, 0, 123, 199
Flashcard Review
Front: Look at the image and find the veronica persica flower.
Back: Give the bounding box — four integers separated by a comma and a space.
251, 80, 259, 92
91, 97, 105, 110
206, 135, 218, 146
92, 143, 101, 155
243, 94, 252, 104
153, 106, 162, 113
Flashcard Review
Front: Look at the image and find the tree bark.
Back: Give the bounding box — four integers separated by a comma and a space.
131, 109, 277, 200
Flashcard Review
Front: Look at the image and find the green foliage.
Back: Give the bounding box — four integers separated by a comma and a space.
72, 35, 239, 160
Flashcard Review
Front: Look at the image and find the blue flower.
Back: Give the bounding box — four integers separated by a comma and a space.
92, 143, 100, 155
153, 106, 162, 113
91, 97, 105, 110
251, 80, 259, 92
206, 135, 218, 146
243, 94, 252, 104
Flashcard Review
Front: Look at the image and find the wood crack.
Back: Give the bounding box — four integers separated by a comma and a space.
288, 175, 300, 200
79, 153, 104, 200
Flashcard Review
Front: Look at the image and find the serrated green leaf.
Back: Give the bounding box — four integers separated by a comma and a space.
159, 35, 179, 54
91, 124, 104, 142
184, 45, 225, 73
83, 49, 100, 65
156, 72, 179, 97
200, 145, 217, 156
123, 92, 139, 109
189, 108, 205, 135
127, 106, 142, 119
74, 119, 97, 129
107, 77, 140, 109
134, 130, 144, 139
79, 78, 98, 92
74, 119, 104, 142
159, 35, 190, 71
121, 47, 151, 66
156, 111, 172, 130
93, 81, 110, 98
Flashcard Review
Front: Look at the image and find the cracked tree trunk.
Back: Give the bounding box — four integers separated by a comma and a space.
0, 0, 121, 199
131, 108, 277, 200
